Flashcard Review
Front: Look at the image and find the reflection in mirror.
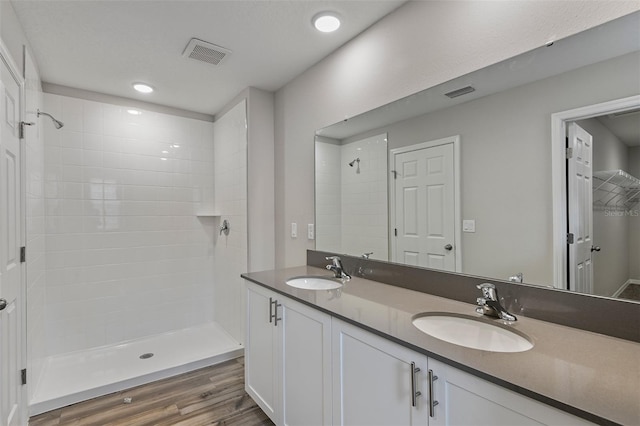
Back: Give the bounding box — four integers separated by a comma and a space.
314, 12, 640, 301
315, 133, 388, 261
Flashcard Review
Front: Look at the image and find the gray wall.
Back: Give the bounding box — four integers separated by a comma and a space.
274, 0, 640, 270
578, 117, 630, 296
627, 147, 640, 281
346, 53, 639, 285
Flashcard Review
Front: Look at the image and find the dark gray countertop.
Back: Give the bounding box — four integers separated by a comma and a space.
243, 265, 640, 426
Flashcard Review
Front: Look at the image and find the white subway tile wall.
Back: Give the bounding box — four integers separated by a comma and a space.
341, 134, 388, 260
315, 141, 342, 252
315, 134, 388, 260
212, 100, 248, 343
43, 93, 215, 355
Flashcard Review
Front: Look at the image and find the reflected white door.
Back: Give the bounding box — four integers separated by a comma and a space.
0, 53, 24, 426
393, 141, 456, 271
567, 123, 593, 293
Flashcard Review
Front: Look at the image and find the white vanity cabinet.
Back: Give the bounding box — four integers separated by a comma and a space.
245, 282, 332, 426
331, 320, 592, 426
246, 281, 594, 426
331, 319, 429, 426
428, 358, 593, 426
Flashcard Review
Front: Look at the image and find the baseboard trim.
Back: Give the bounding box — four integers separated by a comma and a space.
611, 279, 640, 298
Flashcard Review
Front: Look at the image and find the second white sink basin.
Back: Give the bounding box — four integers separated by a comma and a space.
412, 313, 533, 353
286, 276, 343, 290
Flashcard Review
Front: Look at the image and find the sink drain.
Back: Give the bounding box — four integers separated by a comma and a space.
139, 353, 154, 359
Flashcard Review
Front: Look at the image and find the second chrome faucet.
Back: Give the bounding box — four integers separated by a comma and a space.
476, 283, 517, 322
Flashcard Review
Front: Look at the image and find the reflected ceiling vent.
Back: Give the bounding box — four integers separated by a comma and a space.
182, 38, 232, 66
444, 86, 476, 99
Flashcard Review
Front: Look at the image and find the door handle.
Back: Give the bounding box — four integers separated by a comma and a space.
0, 299, 7, 311
591, 246, 601, 252
444, 244, 453, 251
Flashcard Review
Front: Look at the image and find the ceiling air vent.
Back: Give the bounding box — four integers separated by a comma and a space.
444, 86, 476, 99
182, 38, 232, 66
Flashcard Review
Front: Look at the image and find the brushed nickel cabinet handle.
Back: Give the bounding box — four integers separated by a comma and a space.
428, 369, 439, 417
269, 297, 275, 323
273, 301, 282, 326
411, 362, 421, 407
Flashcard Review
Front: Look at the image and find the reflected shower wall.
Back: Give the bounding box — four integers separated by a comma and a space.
316, 133, 388, 260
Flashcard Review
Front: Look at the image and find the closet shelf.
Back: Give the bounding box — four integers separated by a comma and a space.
593, 170, 640, 210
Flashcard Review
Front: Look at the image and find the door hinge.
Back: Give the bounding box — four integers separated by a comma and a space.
20, 246, 26, 263
21, 369, 26, 385
566, 147, 573, 159
19, 121, 34, 139
394, 228, 398, 237
567, 233, 574, 244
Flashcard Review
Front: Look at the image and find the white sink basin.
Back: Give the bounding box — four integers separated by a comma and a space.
286, 276, 343, 290
412, 313, 533, 353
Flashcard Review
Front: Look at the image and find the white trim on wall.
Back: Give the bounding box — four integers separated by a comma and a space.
551, 95, 640, 290
389, 135, 462, 272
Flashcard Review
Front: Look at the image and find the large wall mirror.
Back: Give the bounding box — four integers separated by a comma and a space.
315, 12, 640, 302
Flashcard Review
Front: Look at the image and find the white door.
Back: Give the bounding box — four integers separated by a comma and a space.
0, 52, 24, 426
393, 141, 456, 271
245, 283, 278, 422
332, 319, 428, 426
428, 358, 591, 425
280, 296, 332, 426
567, 123, 594, 293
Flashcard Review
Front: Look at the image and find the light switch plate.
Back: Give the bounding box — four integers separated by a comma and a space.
308, 224, 315, 240
291, 222, 297, 238
463, 220, 476, 233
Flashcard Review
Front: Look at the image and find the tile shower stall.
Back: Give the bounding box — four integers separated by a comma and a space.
26, 93, 248, 414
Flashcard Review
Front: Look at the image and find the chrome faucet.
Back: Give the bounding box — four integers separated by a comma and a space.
326, 256, 351, 280
475, 283, 517, 322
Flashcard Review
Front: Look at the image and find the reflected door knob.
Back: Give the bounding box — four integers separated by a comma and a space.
591, 246, 601, 252
0, 299, 7, 311
444, 244, 453, 251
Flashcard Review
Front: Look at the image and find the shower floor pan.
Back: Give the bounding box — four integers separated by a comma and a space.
29, 322, 243, 416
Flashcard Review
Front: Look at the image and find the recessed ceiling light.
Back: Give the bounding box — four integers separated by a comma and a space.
127, 109, 142, 115
133, 83, 154, 94
313, 12, 341, 33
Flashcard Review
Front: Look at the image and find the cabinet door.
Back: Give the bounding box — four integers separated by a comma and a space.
280, 297, 332, 426
428, 358, 593, 426
332, 319, 429, 426
245, 283, 278, 422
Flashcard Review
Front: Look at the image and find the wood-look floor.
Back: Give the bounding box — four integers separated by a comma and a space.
29, 357, 274, 426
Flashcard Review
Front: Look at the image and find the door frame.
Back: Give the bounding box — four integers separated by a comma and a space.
0, 39, 27, 423
551, 95, 640, 290
389, 135, 461, 272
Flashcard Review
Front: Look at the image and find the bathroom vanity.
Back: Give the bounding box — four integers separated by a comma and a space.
242, 263, 640, 426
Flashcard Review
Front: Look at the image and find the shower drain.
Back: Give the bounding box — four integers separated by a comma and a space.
139, 353, 154, 359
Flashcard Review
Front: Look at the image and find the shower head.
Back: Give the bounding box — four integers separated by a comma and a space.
348, 158, 360, 167
37, 109, 64, 129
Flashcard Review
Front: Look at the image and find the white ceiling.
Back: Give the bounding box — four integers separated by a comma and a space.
597, 113, 640, 147
11, 0, 405, 115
